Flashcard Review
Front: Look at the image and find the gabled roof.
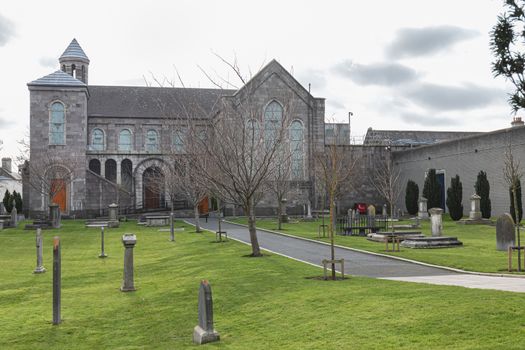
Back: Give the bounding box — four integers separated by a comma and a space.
87, 86, 236, 119
28, 70, 87, 87
0, 167, 20, 181
60, 38, 90, 62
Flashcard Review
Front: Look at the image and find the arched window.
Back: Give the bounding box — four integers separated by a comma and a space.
172, 129, 185, 153
264, 101, 283, 146
105, 159, 117, 182
88, 159, 101, 175
290, 120, 304, 179
119, 129, 132, 151
121, 159, 133, 192
91, 128, 105, 151
145, 129, 159, 152
49, 102, 65, 145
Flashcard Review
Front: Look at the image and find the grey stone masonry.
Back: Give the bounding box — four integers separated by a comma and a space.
193, 280, 220, 345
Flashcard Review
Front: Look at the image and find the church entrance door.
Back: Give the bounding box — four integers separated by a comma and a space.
198, 196, 209, 214
143, 167, 164, 210
51, 179, 67, 212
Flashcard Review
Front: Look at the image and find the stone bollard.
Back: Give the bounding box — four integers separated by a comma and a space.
10, 207, 18, 228
121, 234, 137, 292
193, 280, 220, 345
34, 228, 46, 273
306, 200, 313, 219
108, 203, 120, 228
469, 194, 482, 220
429, 208, 443, 237
418, 198, 429, 219
49, 204, 60, 229
99, 226, 107, 258
52, 236, 61, 325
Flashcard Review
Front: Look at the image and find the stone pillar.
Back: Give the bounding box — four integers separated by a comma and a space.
99, 226, 107, 258
121, 234, 137, 292
34, 228, 46, 273
306, 200, 312, 219
469, 194, 482, 220
193, 280, 220, 345
429, 208, 443, 237
10, 207, 18, 228
383, 204, 387, 216
52, 237, 61, 325
49, 204, 60, 228
418, 198, 429, 219
116, 161, 122, 185
108, 203, 119, 228
280, 198, 288, 223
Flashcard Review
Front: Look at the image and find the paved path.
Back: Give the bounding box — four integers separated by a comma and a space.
187, 218, 525, 293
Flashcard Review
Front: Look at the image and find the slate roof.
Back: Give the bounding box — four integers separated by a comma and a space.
87, 86, 236, 119
28, 70, 87, 87
60, 38, 90, 62
364, 128, 483, 146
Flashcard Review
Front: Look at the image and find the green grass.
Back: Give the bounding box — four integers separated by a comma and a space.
230, 216, 525, 274
2, 219, 525, 349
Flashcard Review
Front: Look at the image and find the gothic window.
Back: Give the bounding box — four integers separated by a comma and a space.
145, 129, 159, 152
264, 101, 283, 146
119, 129, 132, 151
88, 159, 101, 175
91, 128, 105, 151
49, 102, 65, 145
121, 159, 133, 192
290, 120, 304, 179
105, 159, 117, 182
172, 129, 185, 153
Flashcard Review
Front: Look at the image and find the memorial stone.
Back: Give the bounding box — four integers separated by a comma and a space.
469, 194, 482, 220
280, 198, 289, 223
49, 204, 60, 229
52, 237, 61, 325
496, 213, 515, 251
306, 200, 313, 219
383, 204, 387, 215
418, 198, 429, 219
121, 234, 137, 292
108, 203, 120, 228
429, 208, 443, 237
11, 207, 18, 228
34, 228, 46, 273
193, 280, 220, 345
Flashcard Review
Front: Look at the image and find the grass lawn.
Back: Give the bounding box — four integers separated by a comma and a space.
229, 216, 525, 274
1, 220, 525, 349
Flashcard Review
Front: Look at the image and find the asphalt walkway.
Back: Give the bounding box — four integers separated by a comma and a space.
187, 218, 525, 293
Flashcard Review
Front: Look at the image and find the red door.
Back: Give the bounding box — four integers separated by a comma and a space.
51, 179, 67, 212
198, 196, 209, 214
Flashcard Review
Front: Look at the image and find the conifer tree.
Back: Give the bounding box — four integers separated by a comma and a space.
446, 175, 463, 221
475, 171, 491, 219
510, 178, 523, 224
405, 180, 419, 215
422, 169, 442, 209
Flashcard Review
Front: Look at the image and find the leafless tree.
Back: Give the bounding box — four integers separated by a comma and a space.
267, 147, 293, 230
503, 144, 523, 271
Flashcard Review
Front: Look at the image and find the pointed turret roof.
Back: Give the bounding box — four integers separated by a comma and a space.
28, 70, 86, 87
59, 38, 89, 62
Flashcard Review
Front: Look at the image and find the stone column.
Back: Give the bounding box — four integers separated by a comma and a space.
108, 203, 119, 228
193, 280, 220, 345
469, 194, 482, 220
418, 198, 429, 219
49, 204, 60, 228
34, 228, 46, 273
383, 204, 387, 216
429, 208, 443, 237
52, 236, 61, 325
280, 198, 289, 223
10, 207, 18, 228
121, 234, 137, 292
306, 200, 312, 219
99, 226, 108, 258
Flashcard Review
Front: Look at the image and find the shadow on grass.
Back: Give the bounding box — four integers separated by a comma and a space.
304, 276, 349, 281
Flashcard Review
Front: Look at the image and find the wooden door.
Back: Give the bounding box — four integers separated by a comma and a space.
144, 183, 160, 209
51, 179, 66, 212
198, 196, 209, 214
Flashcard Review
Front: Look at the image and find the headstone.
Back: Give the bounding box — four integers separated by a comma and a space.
496, 213, 515, 251
193, 280, 220, 345
306, 200, 312, 219
49, 204, 60, 229
108, 203, 120, 228
418, 198, 429, 219
469, 194, 482, 220
429, 207, 443, 237
52, 236, 61, 325
367, 205, 376, 216
34, 228, 46, 273
383, 204, 387, 215
11, 207, 18, 228
280, 198, 288, 223
121, 234, 137, 292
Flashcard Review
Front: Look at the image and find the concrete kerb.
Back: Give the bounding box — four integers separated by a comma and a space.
223, 220, 525, 280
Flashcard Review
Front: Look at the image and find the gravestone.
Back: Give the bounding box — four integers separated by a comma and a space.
496, 213, 515, 251
108, 203, 120, 228
383, 204, 387, 215
429, 207, 443, 237
34, 228, 46, 273
306, 200, 313, 219
121, 234, 137, 292
11, 207, 18, 228
469, 194, 482, 220
193, 280, 220, 345
49, 204, 60, 229
418, 198, 429, 219
280, 198, 289, 223
367, 205, 376, 216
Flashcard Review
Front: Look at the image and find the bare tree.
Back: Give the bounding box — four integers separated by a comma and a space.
503, 145, 523, 271
267, 147, 293, 230
371, 146, 401, 232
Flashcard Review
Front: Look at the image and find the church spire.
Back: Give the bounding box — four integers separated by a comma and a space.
59, 39, 90, 84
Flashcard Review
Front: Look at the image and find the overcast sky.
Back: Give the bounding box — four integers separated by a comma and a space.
0, 0, 514, 161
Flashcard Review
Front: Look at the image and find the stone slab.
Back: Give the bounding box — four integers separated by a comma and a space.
401, 236, 463, 249
367, 232, 424, 242
193, 326, 220, 345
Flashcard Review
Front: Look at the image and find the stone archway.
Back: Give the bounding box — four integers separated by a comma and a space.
133, 158, 166, 210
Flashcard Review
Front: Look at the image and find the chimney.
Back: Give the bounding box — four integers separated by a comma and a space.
511, 117, 524, 127
2, 158, 12, 173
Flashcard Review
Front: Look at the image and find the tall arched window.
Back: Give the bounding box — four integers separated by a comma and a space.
119, 129, 132, 151
121, 159, 133, 192
91, 128, 105, 151
105, 159, 117, 182
290, 120, 304, 179
172, 129, 185, 153
88, 159, 101, 175
264, 101, 283, 146
145, 129, 159, 151
50, 102, 65, 145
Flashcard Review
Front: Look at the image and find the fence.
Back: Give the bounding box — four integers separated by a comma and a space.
336, 214, 388, 236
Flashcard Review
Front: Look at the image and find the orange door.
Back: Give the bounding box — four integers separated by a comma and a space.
198, 196, 209, 214
51, 179, 67, 212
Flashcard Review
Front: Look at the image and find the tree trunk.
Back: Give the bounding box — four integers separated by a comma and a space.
194, 205, 201, 233
247, 199, 262, 257
170, 204, 175, 242
390, 202, 395, 233
513, 186, 521, 271
329, 198, 336, 280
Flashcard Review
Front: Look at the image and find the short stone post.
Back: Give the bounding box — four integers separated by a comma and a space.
34, 228, 46, 273
383, 204, 387, 216
108, 203, 120, 228
121, 234, 137, 292
469, 194, 482, 220
193, 280, 220, 345
280, 198, 289, 223
10, 207, 18, 228
429, 208, 443, 237
170, 212, 175, 242
49, 204, 60, 229
418, 198, 429, 219
99, 226, 107, 258
52, 236, 61, 325
306, 200, 313, 219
